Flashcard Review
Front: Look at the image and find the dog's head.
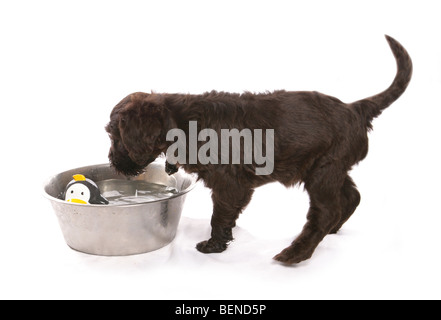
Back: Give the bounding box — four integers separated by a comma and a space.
105, 92, 171, 176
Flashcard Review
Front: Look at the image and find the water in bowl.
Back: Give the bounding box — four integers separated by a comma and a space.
97, 179, 179, 205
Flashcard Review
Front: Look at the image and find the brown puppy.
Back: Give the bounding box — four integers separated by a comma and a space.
106, 36, 412, 264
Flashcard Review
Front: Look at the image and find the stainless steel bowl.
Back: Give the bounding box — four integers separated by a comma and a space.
43, 161, 196, 256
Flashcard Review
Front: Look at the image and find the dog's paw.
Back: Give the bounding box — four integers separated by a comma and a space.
165, 161, 178, 175
196, 239, 228, 254
273, 245, 313, 265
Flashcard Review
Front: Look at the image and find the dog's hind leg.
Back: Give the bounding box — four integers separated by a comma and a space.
274, 163, 345, 264
330, 175, 361, 234
196, 181, 254, 254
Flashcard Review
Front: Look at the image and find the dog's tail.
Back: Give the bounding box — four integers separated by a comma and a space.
352, 35, 412, 127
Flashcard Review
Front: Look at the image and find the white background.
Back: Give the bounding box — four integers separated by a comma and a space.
1, 0, 440, 300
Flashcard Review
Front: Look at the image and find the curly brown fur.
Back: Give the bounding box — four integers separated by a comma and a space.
105, 36, 412, 264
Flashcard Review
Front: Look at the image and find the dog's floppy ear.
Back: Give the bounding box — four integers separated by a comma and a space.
118, 94, 168, 165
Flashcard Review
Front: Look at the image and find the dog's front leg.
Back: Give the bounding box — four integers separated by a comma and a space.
196, 213, 233, 253
196, 182, 254, 254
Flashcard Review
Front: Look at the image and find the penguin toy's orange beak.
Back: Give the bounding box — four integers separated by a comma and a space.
67, 198, 88, 204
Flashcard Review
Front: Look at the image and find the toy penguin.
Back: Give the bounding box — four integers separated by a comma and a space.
63, 174, 109, 205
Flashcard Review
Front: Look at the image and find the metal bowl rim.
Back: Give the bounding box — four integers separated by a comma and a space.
43, 163, 198, 207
